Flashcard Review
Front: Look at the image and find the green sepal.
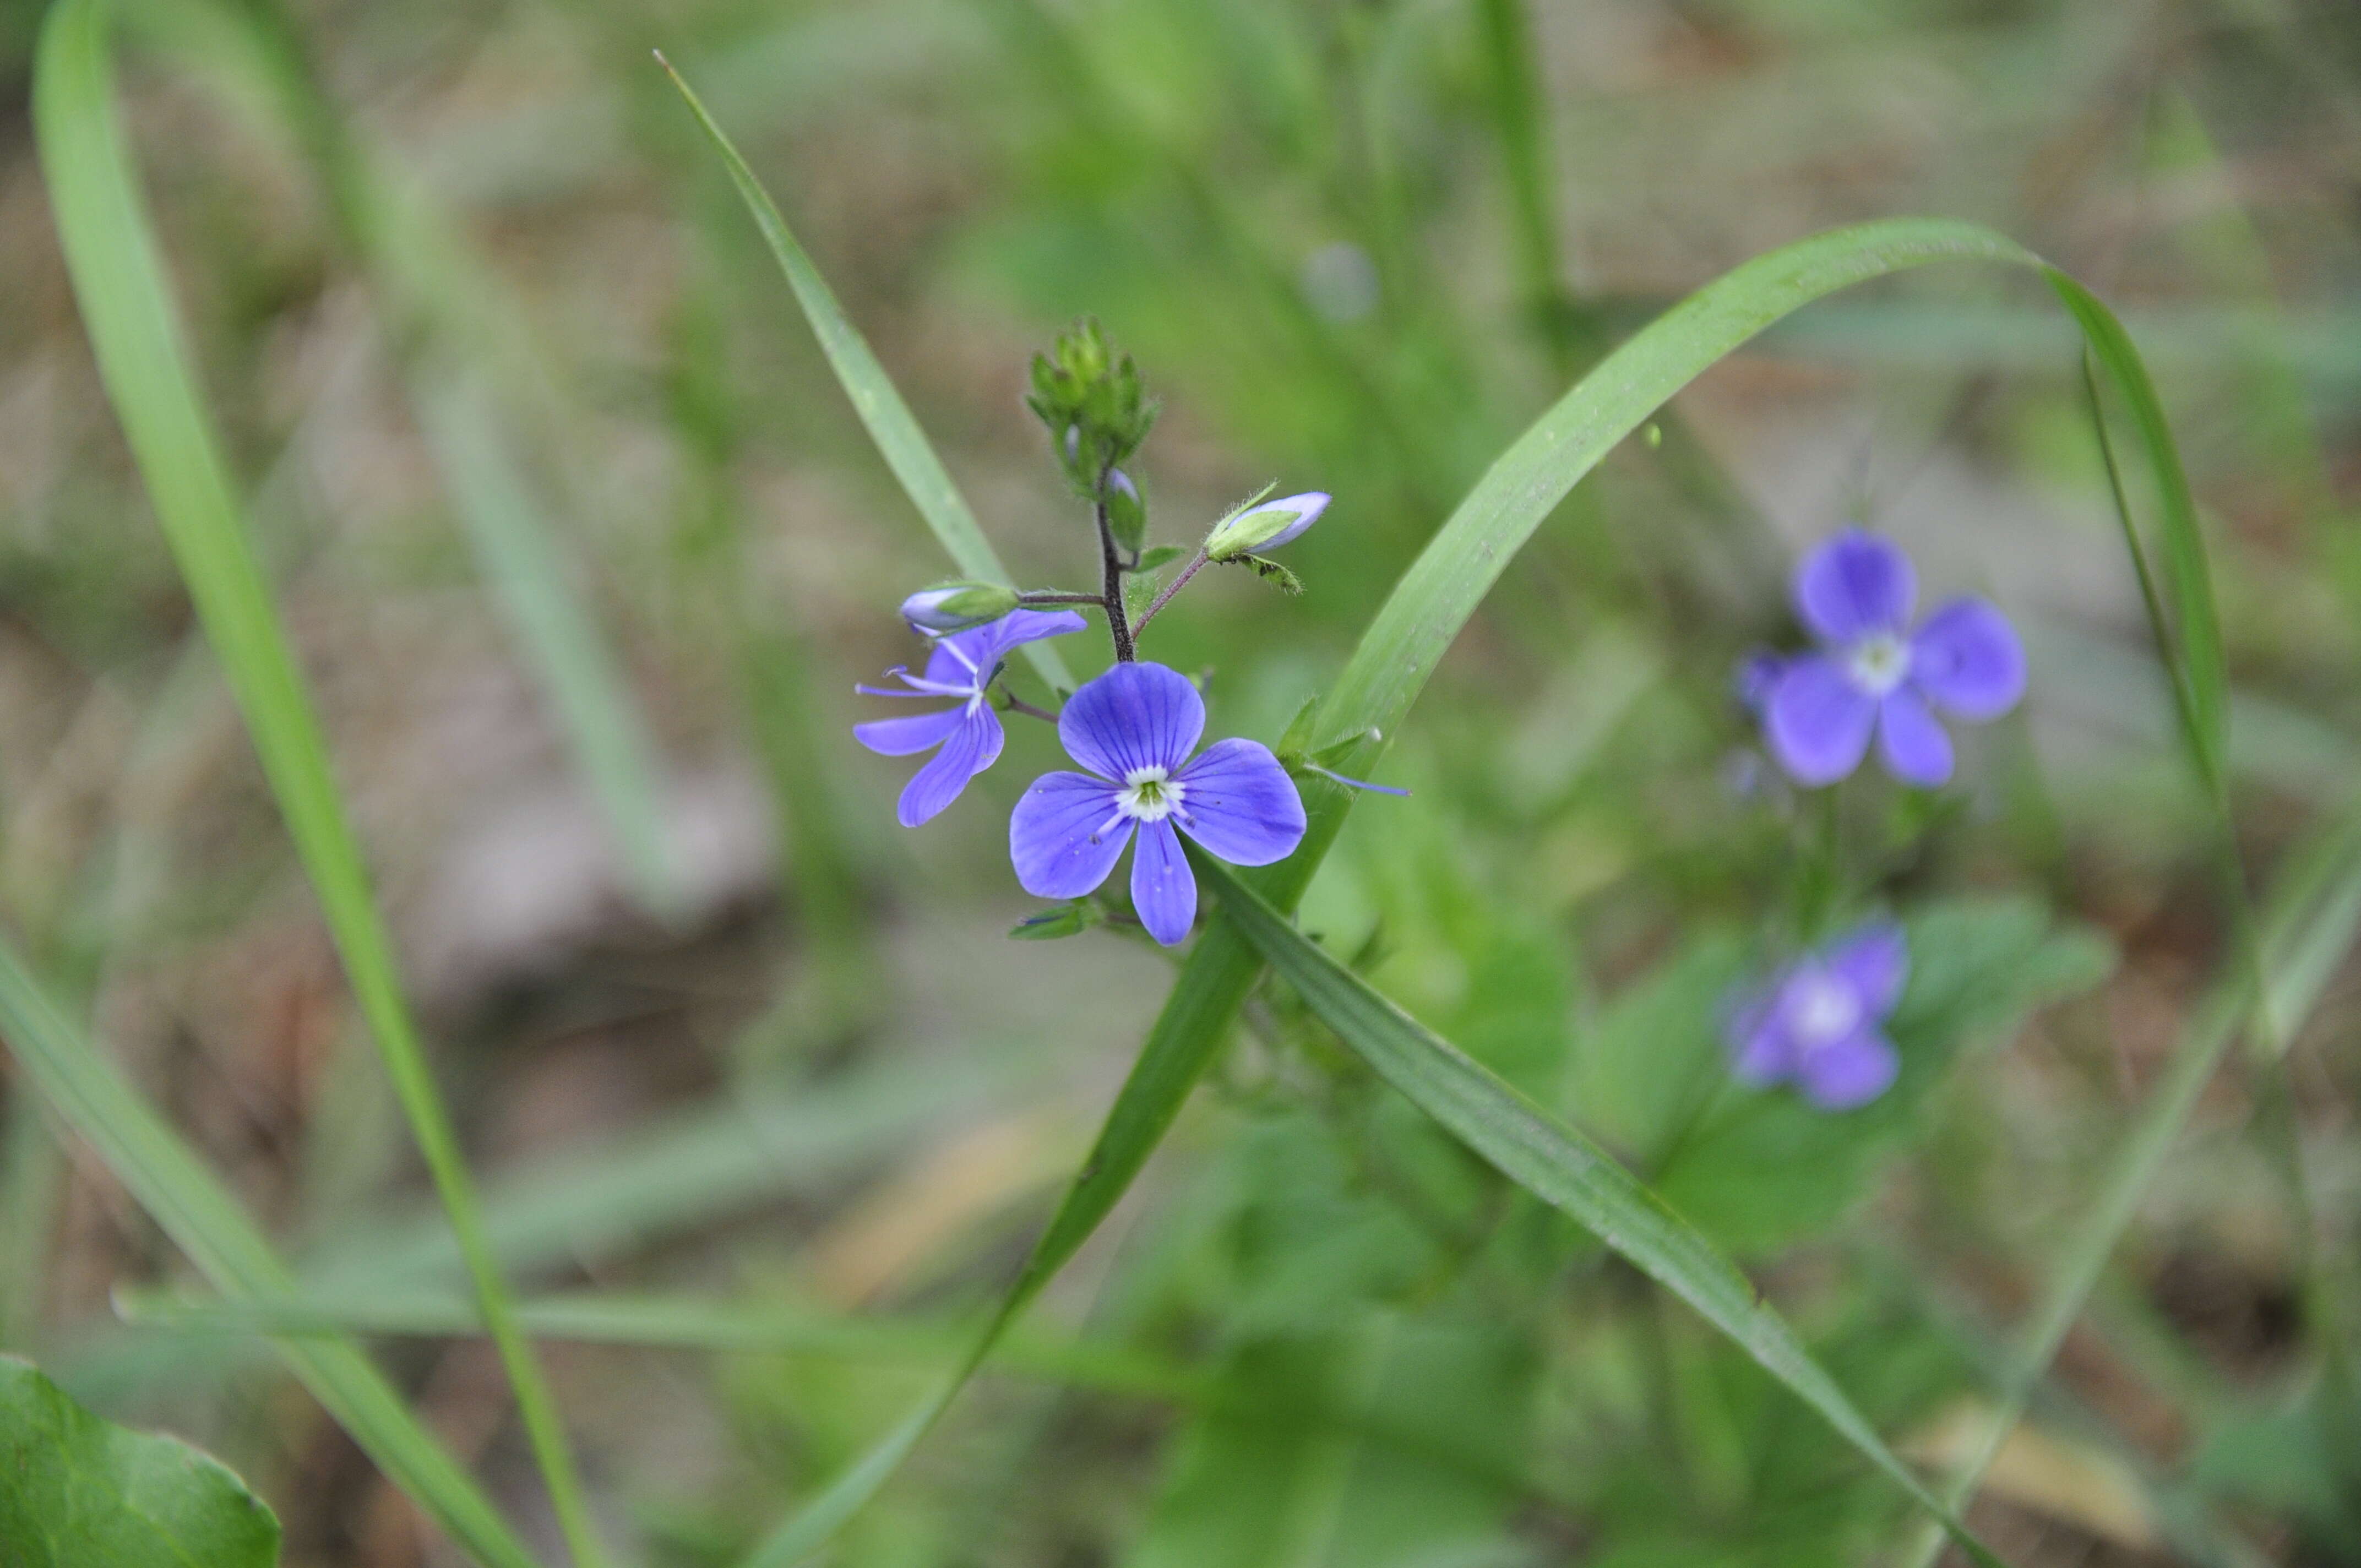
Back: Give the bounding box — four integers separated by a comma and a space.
1230, 554, 1304, 595
1011, 900, 1102, 941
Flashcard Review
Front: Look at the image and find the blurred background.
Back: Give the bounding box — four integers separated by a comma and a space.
4, 0, 2361, 1563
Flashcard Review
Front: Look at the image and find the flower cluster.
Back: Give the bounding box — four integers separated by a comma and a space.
852, 322, 1340, 945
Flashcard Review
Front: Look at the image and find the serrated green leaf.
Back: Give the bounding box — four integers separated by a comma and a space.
0, 1357, 281, 1568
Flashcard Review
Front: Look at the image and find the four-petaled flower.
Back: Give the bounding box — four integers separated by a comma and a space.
1762, 530, 2025, 788
1727, 921, 1909, 1110
1009, 662, 1307, 946
854, 609, 1085, 827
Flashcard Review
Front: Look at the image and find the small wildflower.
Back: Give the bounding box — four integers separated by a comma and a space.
1009, 662, 1307, 945
1762, 530, 2025, 787
1204, 492, 1330, 563
900, 581, 1022, 633
855, 609, 1085, 827
1726, 921, 1908, 1110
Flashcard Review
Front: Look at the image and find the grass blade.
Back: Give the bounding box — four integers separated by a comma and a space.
415, 372, 682, 917
658, 51, 1073, 693
32, 5, 601, 1561
1192, 853, 2004, 1565
0, 940, 540, 1568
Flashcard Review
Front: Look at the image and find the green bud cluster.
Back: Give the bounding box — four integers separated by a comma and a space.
1027, 318, 1158, 502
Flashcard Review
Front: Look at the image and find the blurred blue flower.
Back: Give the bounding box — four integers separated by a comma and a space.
1009, 662, 1306, 945
1727, 921, 1908, 1110
854, 609, 1085, 826
1760, 530, 2025, 787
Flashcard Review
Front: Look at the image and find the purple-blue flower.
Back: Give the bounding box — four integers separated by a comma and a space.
1761, 530, 2025, 788
1009, 662, 1307, 946
855, 609, 1085, 827
1726, 921, 1908, 1110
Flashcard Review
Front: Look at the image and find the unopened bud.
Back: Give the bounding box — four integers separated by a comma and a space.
900, 581, 1020, 632
1204, 491, 1330, 563
1106, 468, 1146, 553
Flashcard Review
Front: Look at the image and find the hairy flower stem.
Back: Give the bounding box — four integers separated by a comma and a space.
1130, 548, 1208, 640
1094, 469, 1136, 662
998, 691, 1059, 723
1016, 591, 1103, 606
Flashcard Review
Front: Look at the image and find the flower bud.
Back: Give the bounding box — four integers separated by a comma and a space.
1204, 492, 1330, 563
900, 581, 1020, 632
1105, 468, 1146, 554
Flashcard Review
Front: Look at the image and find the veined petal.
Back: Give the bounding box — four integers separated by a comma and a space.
1173, 739, 1306, 865
897, 707, 1003, 827
1876, 686, 1953, 788
1764, 655, 1877, 786
1010, 771, 1131, 897
931, 608, 1088, 685
1822, 921, 1908, 1021
1795, 529, 1915, 643
1911, 597, 2025, 721
1059, 661, 1205, 782
1797, 1030, 1899, 1110
1130, 819, 1196, 946
853, 707, 964, 757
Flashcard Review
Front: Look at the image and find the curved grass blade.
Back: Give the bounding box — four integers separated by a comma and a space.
1193, 853, 2003, 1566
659, 52, 1073, 694
0, 940, 540, 1568
1898, 799, 2361, 1568
730, 216, 2232, 1564
33, 5, 600, 1562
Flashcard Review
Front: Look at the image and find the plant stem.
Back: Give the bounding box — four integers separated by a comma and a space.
1016, 590, 1103, 606
998, 691, 1059, 723
1131, 549, 1209, 640
1094, 469, 1136, 661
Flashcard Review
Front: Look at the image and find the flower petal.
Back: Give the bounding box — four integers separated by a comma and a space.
1009, 771, 1131, 897
1876, 686, 1953, 788
1726, 989, 1792, 1086
1821, 921, 1908, 1021
1764, 655, 1877, 786
1059, 661, 1205, 782
1173, 739, 1306, 865
1910, 597, 2025, 721
1797, 1031, 1899, 1110
1130, 819, 1196, 945
1794, 529, 1916, 643
896, 707, 1003, 827
853, 706, 964, 757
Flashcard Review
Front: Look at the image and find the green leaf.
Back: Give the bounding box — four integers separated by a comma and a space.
0, 941, 538, 1568
1193, 854, 2004, 1566
31, 3, 600, 1561
1136, 544, 1188, 571
0, 1356, 281, 1568
660, 53, 1070, 693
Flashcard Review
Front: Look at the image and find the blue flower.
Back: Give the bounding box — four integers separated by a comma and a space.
1761, 530, 2026, 787
854, 609, 1085, 826
1726, 922, 1908, 1110
1009, 662, 1307, 945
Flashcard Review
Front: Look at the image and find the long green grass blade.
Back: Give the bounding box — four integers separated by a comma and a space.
115, 1291, 1201, 1401
1192, 854, 2003, 1565
137, 0, 683, 919
415, 372, 682, 917
32, 5, 601, 1562
658, 52, 1073, 693
0, 940, 539, 1568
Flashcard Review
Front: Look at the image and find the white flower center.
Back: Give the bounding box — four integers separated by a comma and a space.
1786, 972, 1861, 1049
1116, 765, 1183, 823
1846, 632, 1912, 696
